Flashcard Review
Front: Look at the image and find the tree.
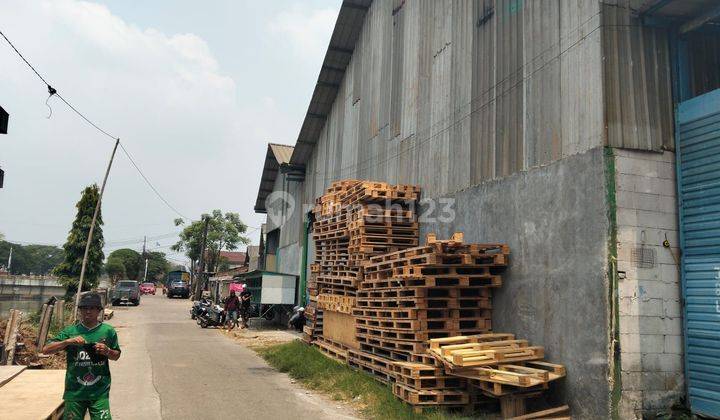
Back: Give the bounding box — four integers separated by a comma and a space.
146, 251, 170, 282
104, 258, 125, 283
172, 210, 249, 273
106, 249, 142, 280
54, 184, 105, 294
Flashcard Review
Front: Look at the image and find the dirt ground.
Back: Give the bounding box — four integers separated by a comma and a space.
220, 322, 302, 348
0, 319, 66, 368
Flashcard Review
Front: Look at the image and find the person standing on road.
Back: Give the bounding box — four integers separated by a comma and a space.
239, 288, 252, 329
223, 290, 240, 330
42, 292, 121, 420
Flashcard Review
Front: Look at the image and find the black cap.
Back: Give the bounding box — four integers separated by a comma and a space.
78, 292, 102, 308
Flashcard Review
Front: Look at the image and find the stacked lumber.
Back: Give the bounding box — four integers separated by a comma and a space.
356, 233, 508, 363
306, 180, 420, 353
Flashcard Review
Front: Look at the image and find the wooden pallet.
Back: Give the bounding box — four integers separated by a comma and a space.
392, 382, 469, 407
360, 274, 503, 289
347, 349, 396, 383
396, 374, 465, 390
429, 335, 546, 368
390, 361, 443, 379
356, 333, 427, 354
316, 294, 355, 314
353, 307, 457, 320
356, 316, 459, 332
313, 336, 349, 363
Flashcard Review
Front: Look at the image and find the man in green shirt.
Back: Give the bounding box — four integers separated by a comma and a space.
43, 292, 121, 420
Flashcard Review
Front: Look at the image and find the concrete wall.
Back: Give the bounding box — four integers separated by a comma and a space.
614, 149, 683, 418
419, 147, 611, 418
0, 277, 65, 315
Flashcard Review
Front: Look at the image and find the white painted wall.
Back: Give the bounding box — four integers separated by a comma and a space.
615, 149, 684, 418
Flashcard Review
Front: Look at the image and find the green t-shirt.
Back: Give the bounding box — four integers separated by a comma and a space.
49, 322, 120, 401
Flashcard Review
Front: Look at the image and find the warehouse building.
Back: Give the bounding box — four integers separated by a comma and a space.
254, 1, 720, 417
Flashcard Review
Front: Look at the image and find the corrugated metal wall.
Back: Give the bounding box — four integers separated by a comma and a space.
301, 0, 605, 201
687, 31, 720, 99
602, 2, 674, 151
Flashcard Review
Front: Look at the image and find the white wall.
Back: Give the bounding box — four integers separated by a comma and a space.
615, 149, 684, 418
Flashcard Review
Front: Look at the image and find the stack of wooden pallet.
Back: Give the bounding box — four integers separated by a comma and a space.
305, 180, 421, 358
357, 233, 507, 361
353, 233, 509, 410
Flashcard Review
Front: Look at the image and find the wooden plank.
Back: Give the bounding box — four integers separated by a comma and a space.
3, 310, 22, 365
0, 365, 26, 388
0, 369, 65, 420
510, 405, 571, 420
323, 310, 359, 349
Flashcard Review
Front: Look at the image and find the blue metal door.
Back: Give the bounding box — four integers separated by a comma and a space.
677, 87, 720, 418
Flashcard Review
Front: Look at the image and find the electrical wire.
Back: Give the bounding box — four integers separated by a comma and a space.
0, 27, 191, 223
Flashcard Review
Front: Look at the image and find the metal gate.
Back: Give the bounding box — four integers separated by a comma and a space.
677, 87, 720, 418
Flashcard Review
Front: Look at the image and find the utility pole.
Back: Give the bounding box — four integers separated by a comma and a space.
73, 138, 120, 320
142, 236, 148, 282
195, 215, 210, 299
7, 246, 12, 272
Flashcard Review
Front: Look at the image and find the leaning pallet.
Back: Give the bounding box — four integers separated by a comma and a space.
427, 333, 568, 417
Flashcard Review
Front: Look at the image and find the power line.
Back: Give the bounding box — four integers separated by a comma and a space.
0, 27, 191, 223
118, 143, 189, 221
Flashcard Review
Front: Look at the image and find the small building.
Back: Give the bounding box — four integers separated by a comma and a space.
216, 251, 247, 270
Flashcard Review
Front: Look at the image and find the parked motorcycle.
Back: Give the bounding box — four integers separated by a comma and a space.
197, 303, 225, 328
190, 298, 212, 320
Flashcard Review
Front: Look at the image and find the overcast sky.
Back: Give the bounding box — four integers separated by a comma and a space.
0, 0, 339, 266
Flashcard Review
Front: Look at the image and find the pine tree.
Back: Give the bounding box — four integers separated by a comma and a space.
54, 184, 105, 295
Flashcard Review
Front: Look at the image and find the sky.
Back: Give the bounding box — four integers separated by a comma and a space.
0, 0, 340, 267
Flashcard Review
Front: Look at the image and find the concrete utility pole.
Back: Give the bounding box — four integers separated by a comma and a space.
73, 138, 120, 319
195, 215, 210, 299
142, 236, 148, 282
143, 259, 149, 283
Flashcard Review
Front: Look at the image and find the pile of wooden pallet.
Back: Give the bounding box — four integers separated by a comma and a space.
351, 233, 510, 411
304, 180, 420, 359
426, 333, 568, 417
302, 179, 569, 417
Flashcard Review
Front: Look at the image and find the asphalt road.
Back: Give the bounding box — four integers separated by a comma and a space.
108, 294, 357, 420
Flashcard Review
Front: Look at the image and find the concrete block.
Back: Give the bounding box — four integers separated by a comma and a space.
619, 391, 643, 420
643, 390, 681, 410
636, 193, 661, 212
639, 334, 665, 352
620, 315, 640, 334
619, 278, 639, 298
620, 333, 641, 354
660, 263, 680, 283
641, 353, 682, 372
617, 156, 658, 177
636, 316, 665, 335
656, 161, 675, 180
656, 247, 681, 265
662, 317, 683, 336
664, 335, 683, 354
637, 280, 680, 301
617, 208, 638, 228
619, 297, 663, 317
622, 352, 642, 372
636, 210, 677, 230
658, 195, 677, 213
663, 299, 682, 318
622, 372, 666, 391
665, 372, 684, 391
617, 174, 637, 192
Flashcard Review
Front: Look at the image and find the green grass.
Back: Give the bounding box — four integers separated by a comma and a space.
256, 340, 480, 420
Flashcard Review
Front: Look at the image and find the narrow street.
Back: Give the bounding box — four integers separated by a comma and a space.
107, 295, 357, 420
